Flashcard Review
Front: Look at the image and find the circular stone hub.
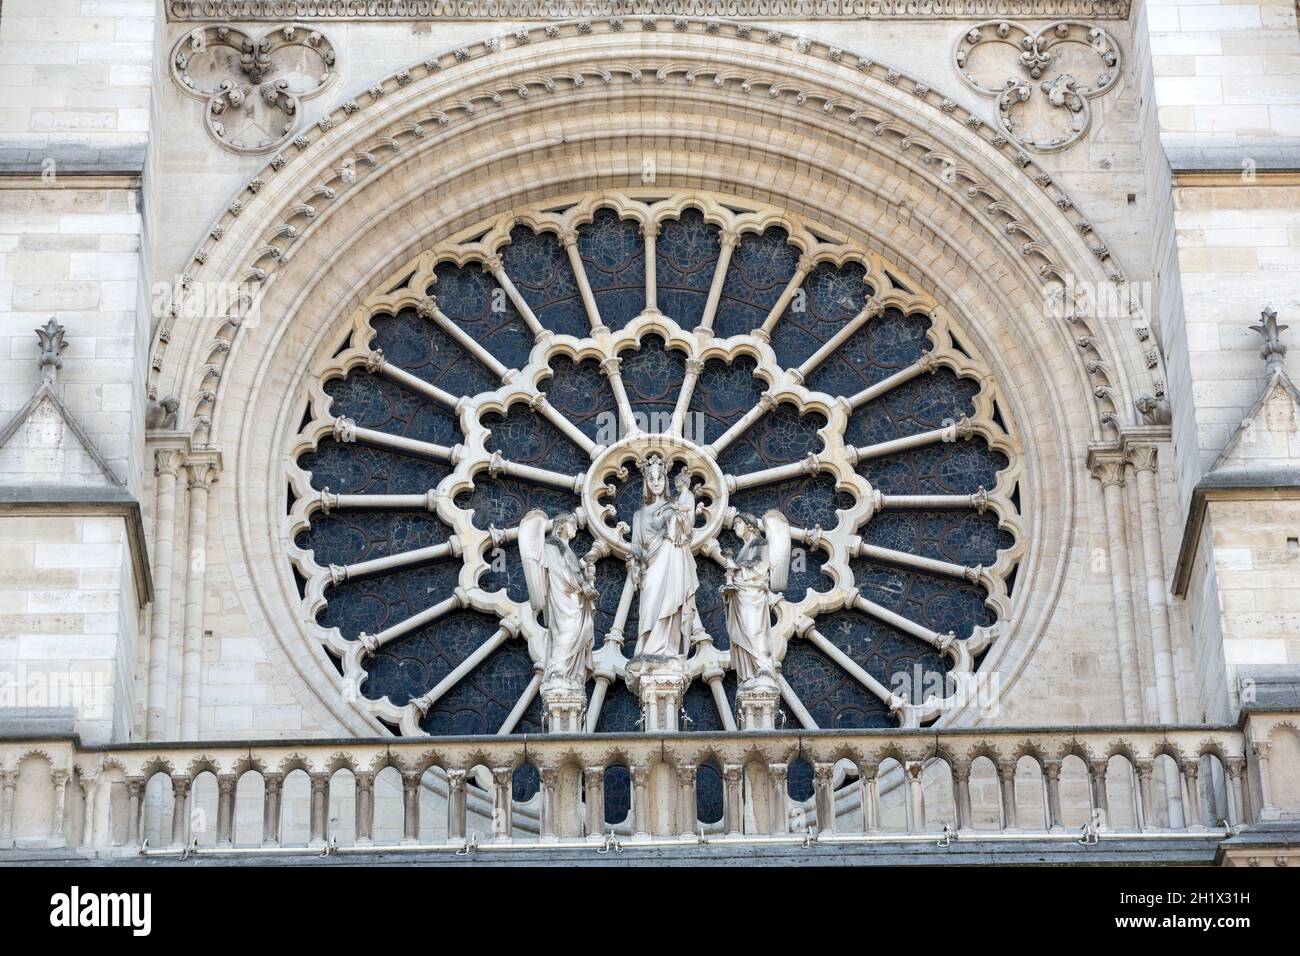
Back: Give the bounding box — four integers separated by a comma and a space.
581, 432, 728, 558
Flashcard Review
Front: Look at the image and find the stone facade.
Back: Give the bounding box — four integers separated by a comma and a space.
1, 1, 1299, 860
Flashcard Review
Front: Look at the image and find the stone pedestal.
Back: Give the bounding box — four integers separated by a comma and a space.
625, 656, 688, 732
541, 681, 586, 733
736, 675, 781, 730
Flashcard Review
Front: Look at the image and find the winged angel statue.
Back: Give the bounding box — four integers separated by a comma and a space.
721, 510, 791, 689
519, 510, 597, 691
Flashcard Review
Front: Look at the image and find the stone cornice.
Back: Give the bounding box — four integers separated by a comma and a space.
166, 0, 1131, 21
1172, 476, 1300, 597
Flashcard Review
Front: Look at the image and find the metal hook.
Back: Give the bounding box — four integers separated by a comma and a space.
179, 837, 198, 861
456, 831, 479, 856
319, 835, 338, 857
801, 825, 817, 848
937, 823, 954, 847
1077, 823, 1098, 846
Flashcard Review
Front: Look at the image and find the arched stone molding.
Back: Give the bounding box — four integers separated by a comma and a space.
145, 19, 1162, 737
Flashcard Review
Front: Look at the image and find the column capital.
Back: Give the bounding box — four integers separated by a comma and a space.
155, 448, 185, 478
185, 459, 219, 490
1086, 448, 1127, 487
1124, 444, 1159, 473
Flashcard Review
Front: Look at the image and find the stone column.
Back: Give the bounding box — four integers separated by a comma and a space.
126, 780, 142, 846
675, 765, 697, 838
722, 764, 743, 837
813, 763, 835, 836
308, 773, 328, 847
1090, 759, 1110, 831
147, 448, 183, 738
216, 775, 235, 847
1088, 455, 1143, 722
490, 767, 513, 843
905, 762, 925, 834
351, 772, 373, 847
401, 771, 421, 844
540, 767, 559, 842
0, 771, 15, 846
446, 769, 467, 843
997, 760, 1018, 832
859, 764, 879, 834
1251, 742, 1280, 821
768, 763, 788, 836
631, 766, 651, 839
1182, 759, 1205, 831
1044, 760, 1064, 833
1136, 761, 1155, 831
52, 769, 68, 844
641, 221, 660, 314
170, 778, 190, 848
179, 460, 217, 740
1126, 445, 1179, 722
79, 772, 98, 849
262, 774, 282, 846
954, 759, 973, 834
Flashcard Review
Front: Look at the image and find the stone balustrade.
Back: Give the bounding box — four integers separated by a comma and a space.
2, 717, 1296, 858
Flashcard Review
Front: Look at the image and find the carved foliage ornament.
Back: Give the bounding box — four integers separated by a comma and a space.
954, 20, 1120, 153
171, 23, 337, 154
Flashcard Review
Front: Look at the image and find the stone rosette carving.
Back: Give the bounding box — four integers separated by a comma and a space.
171, 23, 337, 154
954, 20, 1120, 153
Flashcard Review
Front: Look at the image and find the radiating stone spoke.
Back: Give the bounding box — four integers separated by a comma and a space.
330, 540, 459, 584
726, 452, 822, 493
486, 451, 585, 493
850, 592, 956, 653
317, 489, 439, 513
802, 625, 902, 712
357, 591, 464, 657
754, 256, 814, 341
794, 298, 883, 381
776, 674, 819, 729
367, 350, 460, 410
707, 393, 775, 457
484, 256, 546, 339
696, 229, 740, 333
409, 622, 516, 718
417, 296, 513, 381
878, 488, 989, 512
853, 541, 981, 582
848, 414, 973, 464
843, 352, 939, 410
332, 416, 456, 463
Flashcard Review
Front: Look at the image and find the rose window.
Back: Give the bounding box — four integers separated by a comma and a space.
286, 190, 1023, 739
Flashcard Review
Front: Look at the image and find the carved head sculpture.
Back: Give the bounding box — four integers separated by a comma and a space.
641, 453, 667, 502
734, 512, 763, 541
551, 511, 579, 541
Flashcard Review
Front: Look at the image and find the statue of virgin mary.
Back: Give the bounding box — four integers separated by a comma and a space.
629, 454, 699, 658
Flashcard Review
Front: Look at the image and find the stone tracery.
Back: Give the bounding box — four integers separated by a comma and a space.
285, 190, 1023, 736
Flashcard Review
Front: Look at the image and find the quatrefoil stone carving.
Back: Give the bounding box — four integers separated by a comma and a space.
954, 21, 1121, 154
171, 23, 337, 154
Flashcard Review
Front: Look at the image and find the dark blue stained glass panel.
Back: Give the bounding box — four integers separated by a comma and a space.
604, 765, 632, 826
591, 556, 631, 652
361, 606, 494, 705
861, 510, 1013, 569
814, 608, 950, 700
370, 309, 500, 398
453, 479, 578, 531
578, 209, 645, 332
620, 335, 685, 432
858, 438, 1009, 496
686, 355, 766, 446
323, 370, 460, 448
296, 512, 449, 569
512, 762, 541, 802
319, 560, 460, 642
682, 673, 736, 733
482, 403, 588, 474
655, 209, 721, 330
804, 308, 933, 398
696, 763, 724, 825
299, 442, 448, 497
498, 225, 588, 338
428, 262, 534, 372
717, 402, 826, 476
769, 261, 871, 371
845, 368, 980, 446
477, 541, 528, 604
540, 355, 615, 443
693, 558, 731, 651
851, 557, 995, 641
788, 756, 814, 803
781, 637, 893, 729
420, 638, 542, 736
731, 474, 856, 533
714, 227, 801, 339
594, 680, 642, 734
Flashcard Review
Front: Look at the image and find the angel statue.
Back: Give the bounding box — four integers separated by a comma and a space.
721, 510, 791, 688
519, 510, 596, 690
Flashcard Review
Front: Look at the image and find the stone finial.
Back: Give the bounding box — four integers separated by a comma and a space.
1249, 306, 1289, 375
35, 318, 68, 386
